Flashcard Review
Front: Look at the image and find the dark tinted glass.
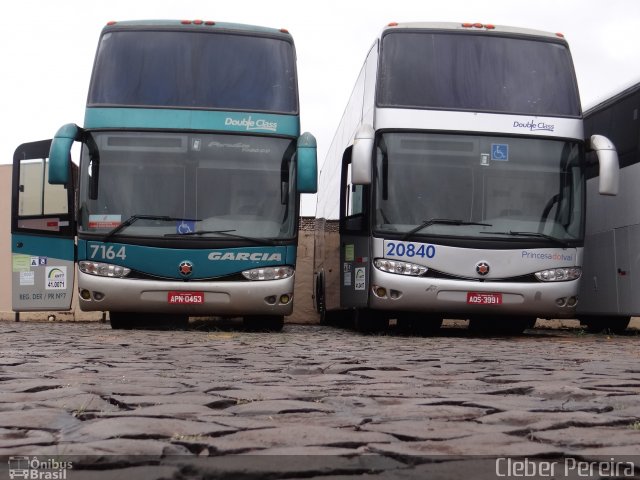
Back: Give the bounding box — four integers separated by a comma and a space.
378, 32, 580, 117
88, 30, 298, 113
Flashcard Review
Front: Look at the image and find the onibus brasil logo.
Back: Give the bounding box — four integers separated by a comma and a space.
8, 456, 72, 479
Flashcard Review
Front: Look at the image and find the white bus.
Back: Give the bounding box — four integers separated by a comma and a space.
314, 22, 619, 334
578, 81, 640, 333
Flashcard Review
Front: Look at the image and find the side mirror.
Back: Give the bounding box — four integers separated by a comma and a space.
297, 132, 317, 194
590, 135, 619, 196
352, 124, 374, 185
49, 123, 81, 185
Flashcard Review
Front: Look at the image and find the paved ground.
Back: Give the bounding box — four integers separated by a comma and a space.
0, 320, 639, 479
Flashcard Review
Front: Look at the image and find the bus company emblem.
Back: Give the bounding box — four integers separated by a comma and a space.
476, 262, 490, 276
208, 252, 282, 261
179, 261, 193, 277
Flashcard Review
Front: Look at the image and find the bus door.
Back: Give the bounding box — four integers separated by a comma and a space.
339, 153, 370, 308
11, 140, 76, 312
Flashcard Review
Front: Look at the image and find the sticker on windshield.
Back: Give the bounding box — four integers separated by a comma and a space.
177, 220, 196, 234
491, 144, 509, 161
88, 214, 122, 229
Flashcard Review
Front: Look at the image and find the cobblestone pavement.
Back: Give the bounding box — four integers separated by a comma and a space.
0, 320, 639, 479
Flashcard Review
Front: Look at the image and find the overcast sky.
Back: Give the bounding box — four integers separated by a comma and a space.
3, 0, 639, 215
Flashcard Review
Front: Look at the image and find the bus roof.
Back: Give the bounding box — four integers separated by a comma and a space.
381, 22, 567, 41
584, 80, 640, 115
102, 19, 293, 39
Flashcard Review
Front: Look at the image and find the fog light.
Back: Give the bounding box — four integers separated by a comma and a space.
80, 289, 91, 300
279, 294, 291, 304
556, 297, 567, 307
390, 289, 401, 299
265, 295, 277, 305
374, 286, 387, 298
566, 296, 578, 307
93, 292, 105, 301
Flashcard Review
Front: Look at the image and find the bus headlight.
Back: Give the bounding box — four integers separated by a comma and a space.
79, 261, 131, 278
374, 258, 427, 276
535, 267, 581, 282
242, 266, 294, 281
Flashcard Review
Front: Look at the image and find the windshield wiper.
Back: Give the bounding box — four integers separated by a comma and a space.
103, 215, 198, 242
479, 230, 571, 248
164, 229, 277, 246
402, 219, 493, 240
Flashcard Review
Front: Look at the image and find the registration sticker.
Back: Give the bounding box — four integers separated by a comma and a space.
168, 292, 204, 304
467, 292, 502, 305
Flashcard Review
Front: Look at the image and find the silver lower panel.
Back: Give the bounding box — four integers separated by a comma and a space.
78, 271, 295, 316
369, 269, 578, 318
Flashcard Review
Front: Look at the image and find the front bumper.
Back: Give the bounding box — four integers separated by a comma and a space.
369, 269, 578, 318
77, 271, 295, 316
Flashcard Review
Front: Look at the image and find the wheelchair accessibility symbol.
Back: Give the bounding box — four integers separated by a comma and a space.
491, 143, 509, 161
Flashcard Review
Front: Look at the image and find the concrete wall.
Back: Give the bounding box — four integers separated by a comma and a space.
1, 162, 319, 323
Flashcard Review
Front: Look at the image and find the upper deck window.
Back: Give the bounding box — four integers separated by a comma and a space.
88, 30, 298, 114
378, 31, 580, 117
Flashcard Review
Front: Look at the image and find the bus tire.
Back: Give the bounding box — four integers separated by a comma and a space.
468, 316, 536, 335
397, 313, 442, 335
316, 273, 329, 325
353, 309, 388, 334
244, 315, 284, 332
109, 311, 135, 330
109, 312, 188, 330
579, 315, 630, 334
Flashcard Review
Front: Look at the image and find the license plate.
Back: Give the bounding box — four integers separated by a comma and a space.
168, 291, 204, 304
467, 292, 502, 305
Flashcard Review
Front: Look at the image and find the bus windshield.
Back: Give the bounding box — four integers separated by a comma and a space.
88, 30, 298, 114
78, 132, 297, 240
378, 31, 580, 117
374, 132, 584, 243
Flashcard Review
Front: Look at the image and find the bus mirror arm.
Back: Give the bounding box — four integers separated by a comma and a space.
49, 123, 82, 185
590, 134, 619, 196
352, 124, 374, 185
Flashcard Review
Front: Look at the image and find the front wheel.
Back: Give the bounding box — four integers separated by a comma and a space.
243, 315, 285, 332
579, 315, 631, 334
468, 316, 537, 335
352, 309, 389, 334
397, 313, 442, 335
109, 311, 135, 330
109, 312, 189, 330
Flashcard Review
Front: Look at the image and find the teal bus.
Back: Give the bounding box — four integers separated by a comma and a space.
11, 20, 317, 331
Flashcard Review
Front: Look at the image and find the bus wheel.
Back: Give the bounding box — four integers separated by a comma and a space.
580, 316, 630, 334
159, 314, 189, 330
316, 275, 329, 325
468, 316, 536, 335
109, 311, 135, 330
353, 309, 388, 334
397, 313, 442, 335
244, 315, 284, 332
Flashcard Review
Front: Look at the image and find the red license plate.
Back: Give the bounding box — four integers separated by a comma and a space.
467, 292, 502, 305
168, 291, 204, 304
